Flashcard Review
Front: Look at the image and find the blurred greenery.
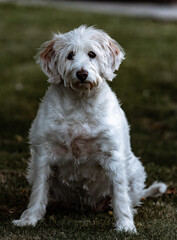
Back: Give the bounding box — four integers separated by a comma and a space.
0, 2, 177, 240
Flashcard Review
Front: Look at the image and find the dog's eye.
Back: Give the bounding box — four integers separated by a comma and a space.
88, 51, 96, 59
67, 51, 75, 60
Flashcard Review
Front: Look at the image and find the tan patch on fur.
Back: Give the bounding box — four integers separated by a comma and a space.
70, 139, 81, 158
72, 81, 98, 91
109, 41, 120, 56
40, 40, 55, 62
55, 144, 68, 156
71, 137, 96, 158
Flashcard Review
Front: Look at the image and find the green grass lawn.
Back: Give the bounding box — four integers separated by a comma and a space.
0, 2, 177, 240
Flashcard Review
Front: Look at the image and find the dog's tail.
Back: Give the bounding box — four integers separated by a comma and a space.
143, 182, 167, 198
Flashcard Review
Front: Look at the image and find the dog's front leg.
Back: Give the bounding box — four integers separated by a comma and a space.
101, 150, 136, 233
13, 155, 51, 227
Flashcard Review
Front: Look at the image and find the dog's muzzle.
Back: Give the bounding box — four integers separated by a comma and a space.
76, 69, 88, 83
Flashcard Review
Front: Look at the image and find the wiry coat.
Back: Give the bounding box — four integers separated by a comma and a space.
13, 26, 167, 233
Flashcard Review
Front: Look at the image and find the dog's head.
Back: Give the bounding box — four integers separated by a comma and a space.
36, 25, 125, 91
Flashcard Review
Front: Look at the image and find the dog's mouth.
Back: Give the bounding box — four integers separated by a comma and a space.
70, 80, 99, 91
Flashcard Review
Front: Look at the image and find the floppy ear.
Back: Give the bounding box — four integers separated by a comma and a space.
35, 39, 61, 84
107, 38, 125, 72
95, 30, 125, 81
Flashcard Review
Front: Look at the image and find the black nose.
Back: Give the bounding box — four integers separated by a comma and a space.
76, 70, 88, 83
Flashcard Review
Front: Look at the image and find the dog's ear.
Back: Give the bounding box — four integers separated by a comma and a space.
35, 39, 61, 84
107, 38, 125, 73
95, 30, 125, 81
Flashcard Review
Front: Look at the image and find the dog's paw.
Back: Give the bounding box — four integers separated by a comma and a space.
12, 216, 38, 227
115, 220, 137, 233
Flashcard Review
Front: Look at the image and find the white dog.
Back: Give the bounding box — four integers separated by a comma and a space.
13, 26, 167, 233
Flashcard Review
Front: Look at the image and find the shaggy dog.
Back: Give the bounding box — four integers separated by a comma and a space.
13, 26, 167, 233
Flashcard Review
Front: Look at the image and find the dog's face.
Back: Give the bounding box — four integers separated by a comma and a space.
36, 26, 125, 91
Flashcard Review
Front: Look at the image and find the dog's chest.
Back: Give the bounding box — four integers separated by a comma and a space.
68, 121, 97, 158
54, 117, 101, 161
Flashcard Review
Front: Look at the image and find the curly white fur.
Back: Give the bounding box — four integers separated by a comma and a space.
13, 26, 167, 233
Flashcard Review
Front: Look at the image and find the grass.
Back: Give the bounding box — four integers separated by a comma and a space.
0, 2, 177, 240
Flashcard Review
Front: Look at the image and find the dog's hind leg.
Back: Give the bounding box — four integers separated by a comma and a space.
127, 153, 167, 206
126, 153, 146, 207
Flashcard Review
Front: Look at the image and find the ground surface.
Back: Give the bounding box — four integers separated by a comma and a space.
0, 3, 177, 240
